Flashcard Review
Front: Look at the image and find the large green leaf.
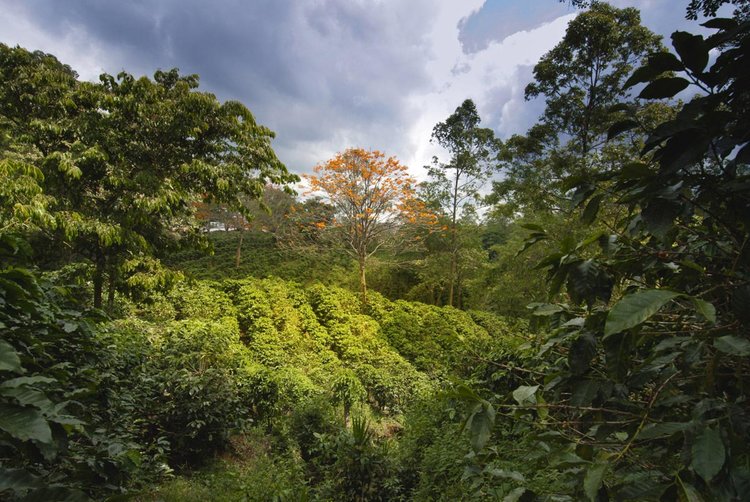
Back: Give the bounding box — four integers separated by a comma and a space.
691, 427, 725, 483
0, 386, 55, 413
623, 53, 684, 88
569, 332, 597, 376
0, 403, 52, 443
714, 335, 750, 356
639, 77, 690, 99
690, 298, 716, 323
584, 462, 607, 501
607, 119, 639, 141
638, 421, 691, 440
469, 403, 495, 453
0, 340, 23, 373
512, 385, 539, 405
0, 467, 43, 492
604, 289, 681, 337
677, 476, 704, 502
671, 32, 708, 73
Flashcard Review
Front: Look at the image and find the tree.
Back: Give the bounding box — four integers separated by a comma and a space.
305, 148, 432, 304
0, 44, 298, 309
427, 99, 499, 307
502, 15, 750, 499
494, 2, 664, 212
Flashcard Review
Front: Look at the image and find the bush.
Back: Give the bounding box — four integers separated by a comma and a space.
102, 316, 255, 465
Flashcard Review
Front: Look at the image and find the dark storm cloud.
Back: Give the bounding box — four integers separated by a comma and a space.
8, 0, 437, 172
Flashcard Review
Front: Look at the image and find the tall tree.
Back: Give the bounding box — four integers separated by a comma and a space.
0, 44, 298, 309
305, 148, 432, 304
494, 2, 663, 212
427, 99, 499, 307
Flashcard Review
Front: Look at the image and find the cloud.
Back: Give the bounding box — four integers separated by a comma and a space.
0, 0, 716, 184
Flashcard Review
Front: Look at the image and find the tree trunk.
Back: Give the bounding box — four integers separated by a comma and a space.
456, 270, 463, 310
93, 252, 105, 309
344, 402, 351, 429
448, 170, 460, 307
235, 232, 244, 268
106, 262, 117, 313
358, 256, 368, 305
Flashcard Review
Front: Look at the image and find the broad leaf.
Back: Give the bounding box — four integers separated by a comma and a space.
0, 340, 23, 373
569, 332, 597, 376
671, 32, 708, 73
512, 385, 539, 405
0, 467, 43, 492
677, 476, 704, 502
638, 422, 691, 440
690, 298, 715, 323
691, 427, 725, 483
713, 335, 750, 357
0, 403, 53, 443
639, 78, 690, 99
701, 18, 737, 30
581, 194, 603, 224
624, 52, 683, 88
604, 289, 681, 337
469, 404, 495, 452
607, 119, 638, 141
584, 462, 607, 501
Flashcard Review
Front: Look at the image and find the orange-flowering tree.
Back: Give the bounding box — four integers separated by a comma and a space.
305, 148, 434, 303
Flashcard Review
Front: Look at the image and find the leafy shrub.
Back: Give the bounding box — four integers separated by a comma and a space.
102, 316, 255, 465
169, 280, 236, 321
311, 416, 400, 502
0, 267, 142, 500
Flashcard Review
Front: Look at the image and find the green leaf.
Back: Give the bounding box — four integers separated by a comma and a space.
584, 462, 607, 501
607, 119, 638, 141
519, 223, 545, 232
642, 198, 682, 236
0, 340, 24, 373
571, 379, 599, 407
502, 487, 527, 502
701, 18, 737, 30
0, 387, 55, 413
0, 467, 43, 492
487, 468, 525, 482
676, 475, 704, 502
604, 289, 681, 337
691, 427, 725, 483
0, 376, 56, 388
713, 335, 750, 356
512, 385, 539, 405
581, 194, 603, 224
0, 403, 52, 443
569, 333, 597, 376
617, 162, 653, 180
671, 32, 708, 74
639, 77, 690, 99
638, 422, 691, 440
624, 53, 684, 88
469, 404, 495, 453
690, 298, 715, 323
531, 304, 563, 317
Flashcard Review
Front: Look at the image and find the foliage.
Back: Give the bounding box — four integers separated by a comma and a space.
461, 13, 750, 501
426, 99, 499, 307
306, 148, 435, 303
0, 44, 298, 309
493, 2, 664, 213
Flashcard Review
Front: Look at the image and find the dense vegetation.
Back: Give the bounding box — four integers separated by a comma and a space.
1, 1, 749, 500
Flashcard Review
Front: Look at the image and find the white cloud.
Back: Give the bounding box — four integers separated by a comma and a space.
402, 11, 576, 179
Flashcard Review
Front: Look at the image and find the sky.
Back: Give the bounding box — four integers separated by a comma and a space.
0, 0, 712, 182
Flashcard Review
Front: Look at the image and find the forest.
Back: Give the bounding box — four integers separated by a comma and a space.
1, 0, 748, 500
